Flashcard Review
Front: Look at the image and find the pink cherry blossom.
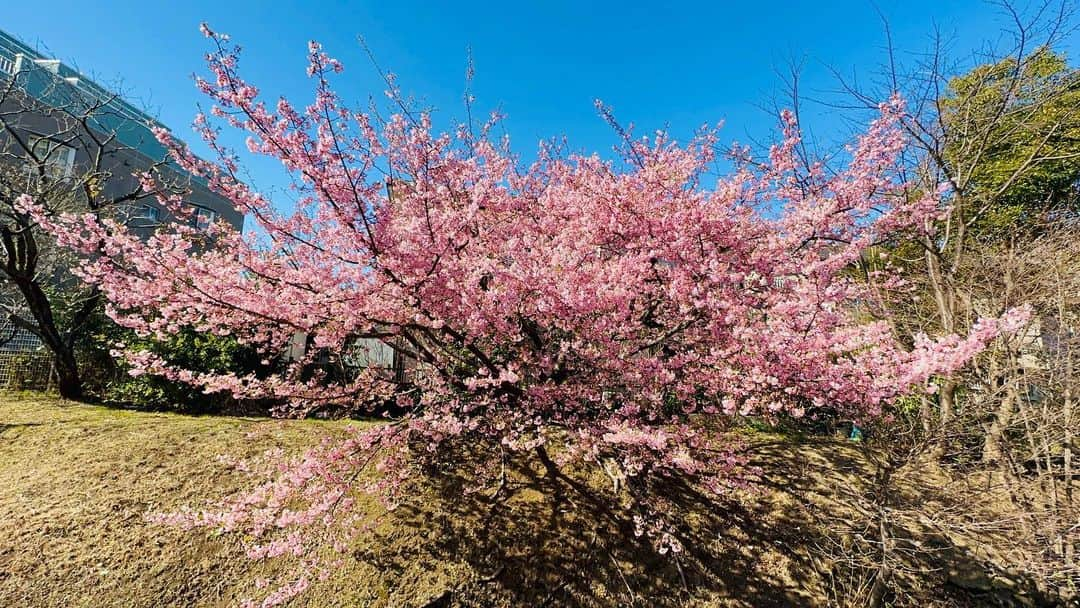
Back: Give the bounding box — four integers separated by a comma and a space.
25, 27, 1029, 606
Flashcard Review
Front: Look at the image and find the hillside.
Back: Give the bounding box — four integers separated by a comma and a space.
0, 395, 1060, 607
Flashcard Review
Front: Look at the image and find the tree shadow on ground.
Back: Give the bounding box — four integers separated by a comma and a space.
0, 422, 43, 439
750, 440, 1069, 608
353, 438, 1071, 608
359, 441, 837, 607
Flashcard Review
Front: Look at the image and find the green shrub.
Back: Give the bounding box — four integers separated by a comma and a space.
80, 314, 277, 413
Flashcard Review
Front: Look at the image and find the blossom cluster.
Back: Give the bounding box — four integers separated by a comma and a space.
26, 26, 1028, 606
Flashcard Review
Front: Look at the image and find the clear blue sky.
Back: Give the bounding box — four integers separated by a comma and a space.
2, 1, 1075, 203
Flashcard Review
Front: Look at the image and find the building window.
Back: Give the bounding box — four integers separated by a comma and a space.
29, 136, 76, 180
136, 204, 161, 223
192, 206, 218, 230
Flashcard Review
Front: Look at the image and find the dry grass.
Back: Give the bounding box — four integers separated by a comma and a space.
0, 393, 342, 607
0, 393, 1035, 607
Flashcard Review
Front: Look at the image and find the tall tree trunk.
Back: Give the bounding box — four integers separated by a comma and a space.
13, 278, 86, 400
1, 223, 86, 400
1057, 270, 1075, 571
925, 247, 961, 432
53, 349, 83, 400
983, 380, 1017, 465
983, 251, 1018, 467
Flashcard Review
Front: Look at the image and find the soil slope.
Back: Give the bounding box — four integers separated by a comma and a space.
0, 394, 1037, 607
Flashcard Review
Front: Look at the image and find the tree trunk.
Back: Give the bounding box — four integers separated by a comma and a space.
983, 382, 1017, 465
53, 350, 83, 400
924, 247, 961, 432
13, 277, 87, 400
939, 380, 957, 426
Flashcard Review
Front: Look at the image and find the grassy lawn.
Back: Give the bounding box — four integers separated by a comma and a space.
0, 394, 353, 607
0, 393, 1013, 607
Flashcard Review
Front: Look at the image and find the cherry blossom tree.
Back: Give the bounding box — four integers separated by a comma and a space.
22, 26, 1029, 606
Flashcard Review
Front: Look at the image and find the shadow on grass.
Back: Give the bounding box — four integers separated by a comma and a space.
752, 440, 1068, 608
354, 438, 1071, 608
357, 443, 829, 607
0, 422, 43, 438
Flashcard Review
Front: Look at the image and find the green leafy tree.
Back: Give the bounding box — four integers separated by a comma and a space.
940, 48, 1080, 237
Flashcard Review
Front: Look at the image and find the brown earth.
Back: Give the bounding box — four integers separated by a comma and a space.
0, 394, 1055, 607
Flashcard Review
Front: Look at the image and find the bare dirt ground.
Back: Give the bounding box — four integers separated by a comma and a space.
0, 394, 1055, 607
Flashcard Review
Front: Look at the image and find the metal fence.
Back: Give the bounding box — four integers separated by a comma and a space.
0, 321, 56, 390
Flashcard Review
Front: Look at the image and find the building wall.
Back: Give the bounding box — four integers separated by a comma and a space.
0, 30, 244, 234
0, 29, 245, 388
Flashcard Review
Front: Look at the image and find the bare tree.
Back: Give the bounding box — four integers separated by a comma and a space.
835, 0, 1080, 433
789, 2, 1080, 603
958, 220, 1080, 589
0, 62, 187, 399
